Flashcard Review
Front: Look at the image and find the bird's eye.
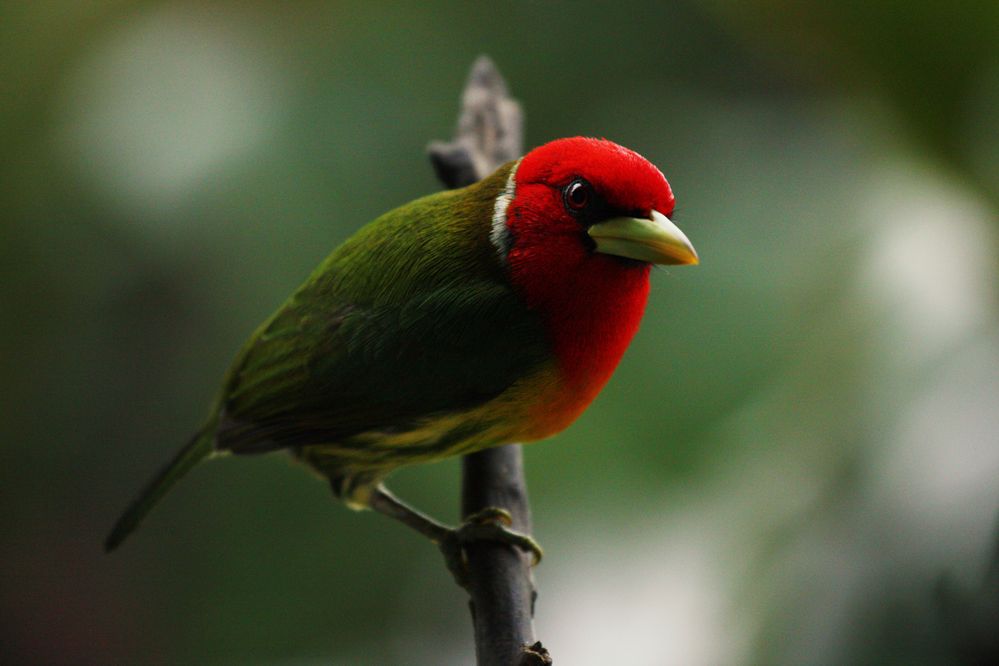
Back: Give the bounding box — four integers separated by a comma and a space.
563, 179, 592, 212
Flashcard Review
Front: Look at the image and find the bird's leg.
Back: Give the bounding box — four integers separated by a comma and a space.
367, 484, 543, 588
367, 484, 453, 543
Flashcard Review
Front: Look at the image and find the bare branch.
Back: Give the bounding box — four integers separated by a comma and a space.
429, 55, 523, 185
428, 56, 550, 666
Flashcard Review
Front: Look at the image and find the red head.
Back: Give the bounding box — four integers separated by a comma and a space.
492, 137, 696, 300
491, 137, 697, 433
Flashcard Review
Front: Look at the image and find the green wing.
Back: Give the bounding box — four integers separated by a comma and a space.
215, 168, 549, 453
105, 166, 543, 550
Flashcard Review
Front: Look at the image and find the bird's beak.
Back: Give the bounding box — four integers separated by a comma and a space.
588, 210, 699, 266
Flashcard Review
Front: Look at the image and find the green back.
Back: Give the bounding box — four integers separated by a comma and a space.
214, 163, 550, 452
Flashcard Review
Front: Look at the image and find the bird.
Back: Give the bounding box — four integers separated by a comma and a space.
105, 136, 698, 573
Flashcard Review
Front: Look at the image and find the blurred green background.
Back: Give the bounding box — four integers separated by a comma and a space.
3, 1, 998, 664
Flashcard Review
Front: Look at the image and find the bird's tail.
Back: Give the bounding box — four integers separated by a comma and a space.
104, 427, 217, 552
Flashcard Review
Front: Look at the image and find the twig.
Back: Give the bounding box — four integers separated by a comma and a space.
428, 56, 552, 666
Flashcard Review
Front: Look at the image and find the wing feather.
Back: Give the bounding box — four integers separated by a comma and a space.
213, 166, 548, 453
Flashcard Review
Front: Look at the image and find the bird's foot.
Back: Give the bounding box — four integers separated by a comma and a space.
365, 487, 542, 589
439, 507, 543, 588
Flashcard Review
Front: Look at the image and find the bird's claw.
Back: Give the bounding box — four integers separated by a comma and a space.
438, 506, 543, 588
464, 506, 514, 527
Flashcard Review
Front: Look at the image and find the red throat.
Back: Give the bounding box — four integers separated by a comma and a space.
498, 137, 673, 435
508, 241, 652, 433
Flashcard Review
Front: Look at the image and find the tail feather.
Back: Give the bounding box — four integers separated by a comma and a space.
105, 428, 216, 552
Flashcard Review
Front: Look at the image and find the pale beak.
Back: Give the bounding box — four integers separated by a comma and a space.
587, 209, 699, 265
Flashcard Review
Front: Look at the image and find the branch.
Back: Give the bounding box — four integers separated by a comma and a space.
428, 56, 552, 666
428, 56, 523, 190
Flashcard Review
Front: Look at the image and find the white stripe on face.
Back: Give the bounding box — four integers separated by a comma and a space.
490, 159, 521, 260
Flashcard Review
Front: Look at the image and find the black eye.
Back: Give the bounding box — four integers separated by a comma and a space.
563, 179, 592, 212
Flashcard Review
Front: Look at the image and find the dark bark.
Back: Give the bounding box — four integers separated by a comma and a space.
428, 56, 551, 666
